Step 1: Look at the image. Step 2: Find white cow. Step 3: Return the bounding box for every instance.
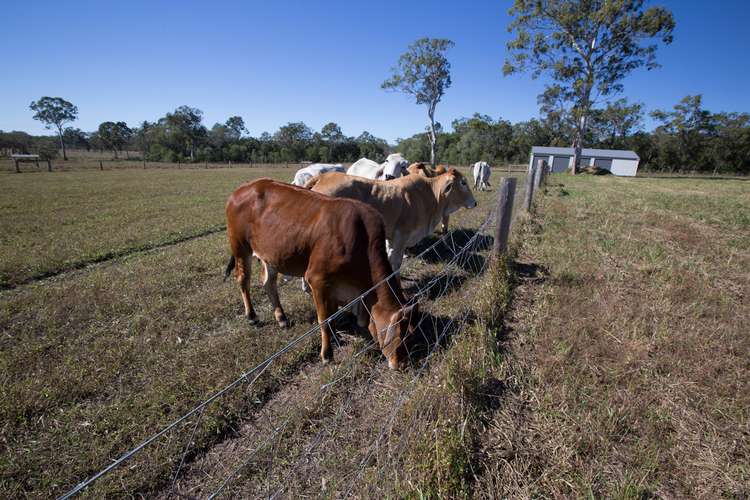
[292,163,345,186]
[346,154,409,180]
[472,161,491,191]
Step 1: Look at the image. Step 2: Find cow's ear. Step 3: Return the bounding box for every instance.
[375,168,384,178]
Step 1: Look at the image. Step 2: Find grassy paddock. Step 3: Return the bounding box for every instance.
[476,174,749,497]
[0,167,293,288]
[0,165,509,497]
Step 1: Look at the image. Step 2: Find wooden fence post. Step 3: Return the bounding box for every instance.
[47,160,52,172]
[523,164,537,212]
[15,160,20,173]
[99,160,103,171]
[493,177,517,256]
[35,159,40,169]
[143,160,146,170]
[205,160,208,169]
[534,159,546,191]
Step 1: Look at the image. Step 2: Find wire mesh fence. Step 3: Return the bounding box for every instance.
[56,171,539,499]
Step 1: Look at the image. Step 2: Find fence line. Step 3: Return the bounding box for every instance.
[58,194,507,498]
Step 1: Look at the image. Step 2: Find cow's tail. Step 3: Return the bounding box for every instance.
[223,255,236,281]
[303,175,321,190]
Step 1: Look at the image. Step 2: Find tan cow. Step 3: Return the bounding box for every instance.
[305,168,477,272]
[405,163,450,233]
[406,162,447,177]
[224,178,418,369]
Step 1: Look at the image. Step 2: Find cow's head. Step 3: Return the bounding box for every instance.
[440,168,477,213]
[381,155,409,180]
[371,301,419,370]
[407,162,427,176]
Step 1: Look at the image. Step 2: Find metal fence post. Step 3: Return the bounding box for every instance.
[493,177,517,257]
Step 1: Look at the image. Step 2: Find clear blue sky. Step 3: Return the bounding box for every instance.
[2,0,748,142]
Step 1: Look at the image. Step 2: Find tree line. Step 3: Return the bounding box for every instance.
[2,94,748,174]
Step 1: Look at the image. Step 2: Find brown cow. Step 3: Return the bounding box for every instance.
[224,178,417,369]
[305,168,476,273]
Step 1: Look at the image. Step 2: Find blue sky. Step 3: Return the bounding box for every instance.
[2,0,748,142]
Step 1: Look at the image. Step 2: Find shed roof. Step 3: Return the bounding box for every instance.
[531,146,639,160]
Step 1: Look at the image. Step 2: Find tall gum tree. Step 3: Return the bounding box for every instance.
[503,0,674,173]
[382,38,454,167]
[29,96,78,160]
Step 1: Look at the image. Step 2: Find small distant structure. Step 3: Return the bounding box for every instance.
[11,154,47,173]
[529,146,640,177]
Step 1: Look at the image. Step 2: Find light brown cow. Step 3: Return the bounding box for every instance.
[406,162,447,177]
[305,168,476,272]
[224,178,417,369]
[406,163,450,233]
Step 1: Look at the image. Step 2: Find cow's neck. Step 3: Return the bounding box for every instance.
[366,244,404,314]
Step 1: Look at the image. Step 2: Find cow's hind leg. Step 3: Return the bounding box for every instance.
[235,255,259,325]
[261,260,289,328]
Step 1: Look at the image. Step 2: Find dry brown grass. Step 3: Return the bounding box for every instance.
[475,175,750,498]
[0,164,510,497]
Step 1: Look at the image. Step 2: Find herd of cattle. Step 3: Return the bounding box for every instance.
[225,155,492,369]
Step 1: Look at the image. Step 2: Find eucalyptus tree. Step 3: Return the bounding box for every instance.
[504,0,674,173]
[29,96,78,160]
[383,38,454,167]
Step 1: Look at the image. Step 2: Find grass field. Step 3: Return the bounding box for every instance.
[0,165,509,497]
[2,166,747,498]
[0,167,295,288]
[476,174,750,497]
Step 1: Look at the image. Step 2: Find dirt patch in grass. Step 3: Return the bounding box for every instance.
[475,175,750,498]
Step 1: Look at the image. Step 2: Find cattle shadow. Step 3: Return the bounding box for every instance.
[403,309,479,366]
[406,228,494,265]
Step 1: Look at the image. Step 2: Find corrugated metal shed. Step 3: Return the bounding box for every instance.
[529,146,640,176]
[531,146,639,160]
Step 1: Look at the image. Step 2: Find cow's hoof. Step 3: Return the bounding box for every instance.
[277,319,289,329]
[247,315,259,325]
[321,352,333,364]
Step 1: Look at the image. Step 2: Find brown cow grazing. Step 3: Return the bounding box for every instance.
[305,168,476,273]
[224,178,417,369]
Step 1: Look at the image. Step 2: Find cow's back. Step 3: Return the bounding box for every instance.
[226,178,387,279]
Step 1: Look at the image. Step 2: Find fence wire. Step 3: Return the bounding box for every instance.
[58,173,527,499]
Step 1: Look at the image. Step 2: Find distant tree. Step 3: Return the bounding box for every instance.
[97,121,133,159]
[62,127,90,151]
[591,98,644,147]
[651,95,716,170]
[382,38,454,167]
[504,0,674,173]
[273,122,313,161]
[321,122,344,144]
[355,131,389,161]
[711,112,750,174]
[164,106,206,160]
[225,116,246,140]
[29,96,78,160]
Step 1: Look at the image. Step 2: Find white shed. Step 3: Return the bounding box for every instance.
[529,146,640,177]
